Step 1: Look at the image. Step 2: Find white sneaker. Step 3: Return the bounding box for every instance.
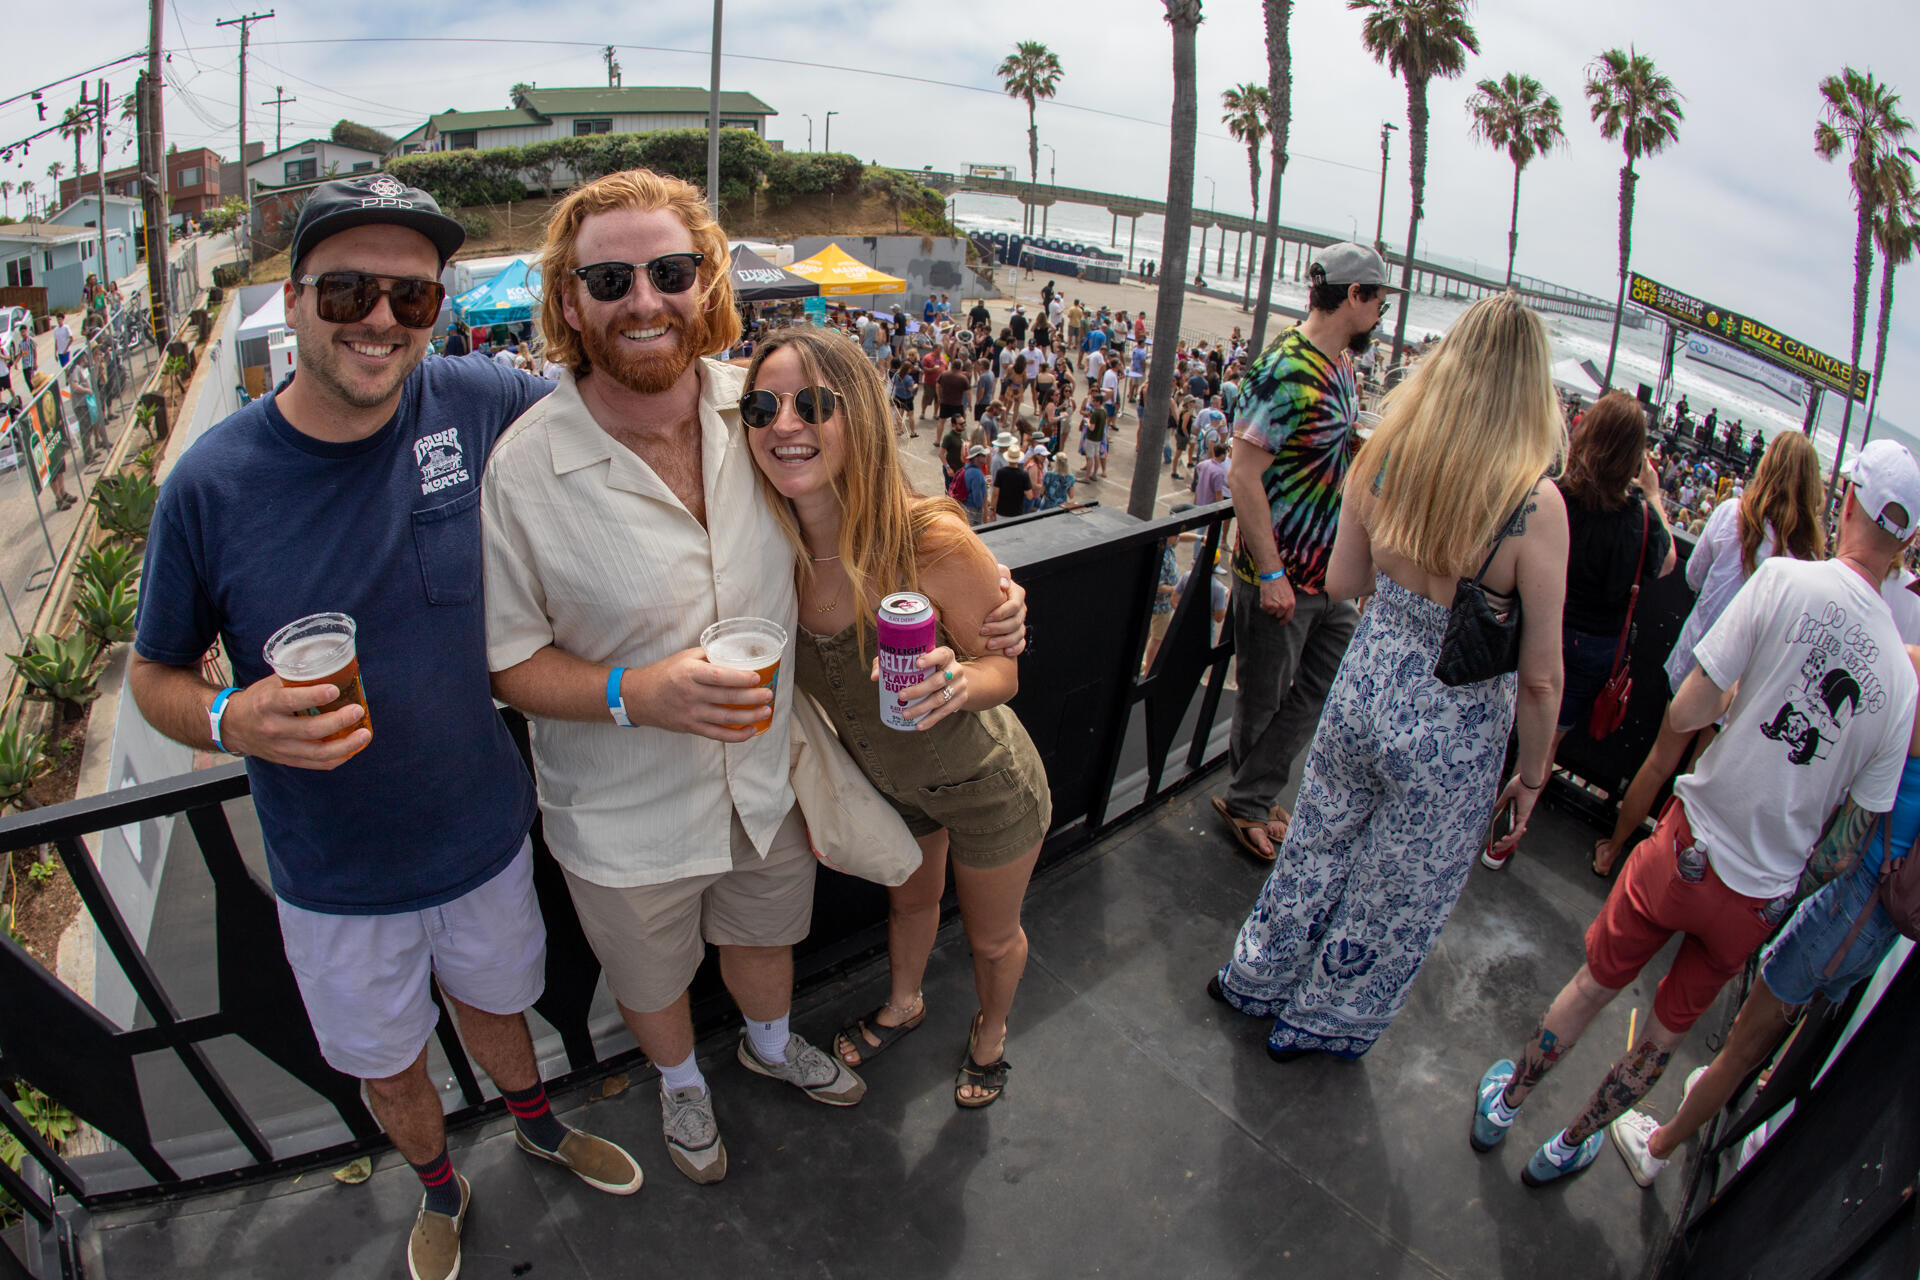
[660,1084,728,1185]
[1608,1109,1668,1187]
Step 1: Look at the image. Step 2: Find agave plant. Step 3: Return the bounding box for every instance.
[73,576,137,644]
[90,472,158,544]
[76,541,142,594]
[10,632,102,721]
[131,399,159,442]
[0,715,50,811]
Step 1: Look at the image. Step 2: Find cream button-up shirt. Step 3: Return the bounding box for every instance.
[482,360,798,888]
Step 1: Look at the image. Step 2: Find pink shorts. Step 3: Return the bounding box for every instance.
[1585,799,1777,1033]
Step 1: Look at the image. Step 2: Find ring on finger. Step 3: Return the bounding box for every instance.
[942,686,953,703]
[943,666,957,681]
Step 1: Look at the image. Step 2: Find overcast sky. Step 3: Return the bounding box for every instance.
[4,0,1917,425]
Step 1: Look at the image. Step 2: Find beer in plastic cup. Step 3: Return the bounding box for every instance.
[263,612,370,758]
[700,617,787,735]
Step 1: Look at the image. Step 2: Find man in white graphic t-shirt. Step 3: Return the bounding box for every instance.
[1472,437,1920,1187]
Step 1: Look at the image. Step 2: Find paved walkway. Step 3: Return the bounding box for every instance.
[86,776,1714,1278]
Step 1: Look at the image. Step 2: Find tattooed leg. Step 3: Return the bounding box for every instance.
[1503,965,1622,1109]
[1564,1022,1687,1145]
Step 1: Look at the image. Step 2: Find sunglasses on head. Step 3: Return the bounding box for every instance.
[298,272,446,329]
[573,253,705,302]
[740,386,839,429]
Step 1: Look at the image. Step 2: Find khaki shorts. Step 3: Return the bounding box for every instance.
[564,805,814,1014]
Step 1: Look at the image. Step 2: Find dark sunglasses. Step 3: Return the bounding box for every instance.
[740,386,839,429]
[1374,295,1393,321]
[298,272,446,329]
[573,254,705,302]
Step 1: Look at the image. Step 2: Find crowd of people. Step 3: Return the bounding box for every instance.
[1203,242,1918,1198]
[121,165,1917,1280]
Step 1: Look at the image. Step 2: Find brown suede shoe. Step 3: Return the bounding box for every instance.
[407,1172,469,1280]
[514,1127,644,1195]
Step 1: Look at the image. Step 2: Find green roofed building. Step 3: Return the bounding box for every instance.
[392,87,777,154]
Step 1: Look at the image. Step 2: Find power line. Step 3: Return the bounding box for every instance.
[163,34,1379,175]
[0,52,147,110]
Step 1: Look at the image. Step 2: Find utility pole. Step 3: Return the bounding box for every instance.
[603,45,621,88]
[1373,121,1396,255]
[141,0,171,341]
[704,0,722,222]
[265,86,295,152]
[94,80,110,286]
[218,12,273,177]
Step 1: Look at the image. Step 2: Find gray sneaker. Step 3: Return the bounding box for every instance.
[660,1084,728,1185]
[737,1031,868,1106]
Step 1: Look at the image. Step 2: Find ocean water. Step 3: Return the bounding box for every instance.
[952,192,1911,467]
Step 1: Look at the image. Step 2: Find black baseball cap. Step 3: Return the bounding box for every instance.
[288,175,466,272]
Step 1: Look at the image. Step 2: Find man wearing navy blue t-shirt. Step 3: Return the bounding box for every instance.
[128,176,641,1280]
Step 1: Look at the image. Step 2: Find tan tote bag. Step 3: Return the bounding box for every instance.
[789,692,924,886]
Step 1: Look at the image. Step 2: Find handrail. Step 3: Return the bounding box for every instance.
[0,501,1239,1236]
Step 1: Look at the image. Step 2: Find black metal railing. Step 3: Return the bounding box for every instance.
[0,500,1239,1255]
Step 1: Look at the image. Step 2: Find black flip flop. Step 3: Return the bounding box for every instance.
[833,1002,924,1068]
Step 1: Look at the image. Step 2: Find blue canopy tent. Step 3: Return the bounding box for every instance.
[452,258,540,326]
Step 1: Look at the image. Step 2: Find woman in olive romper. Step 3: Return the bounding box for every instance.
[740,326,1051,1109]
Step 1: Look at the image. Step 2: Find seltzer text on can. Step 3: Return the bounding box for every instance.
[877,592,938,731]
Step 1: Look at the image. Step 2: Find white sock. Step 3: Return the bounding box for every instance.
[746,1013,790,1064]
[1548,1130,1582,1160]
[1491,1090,1519,1124]
[658,1051,706,1095]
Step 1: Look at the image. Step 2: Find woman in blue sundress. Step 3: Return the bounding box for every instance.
[1211,293,1569,1060]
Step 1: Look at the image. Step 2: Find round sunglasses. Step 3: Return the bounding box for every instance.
[740,386,839,429]
[298,272,447,329]
[573,253,705,302]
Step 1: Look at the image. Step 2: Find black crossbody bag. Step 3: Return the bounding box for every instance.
[1434,494,1533,687]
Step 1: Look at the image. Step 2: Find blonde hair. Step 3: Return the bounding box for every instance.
[1739,431,1826,574]
[742,327,984,656]
[1352,292,1567,576]
[536,168,741,376]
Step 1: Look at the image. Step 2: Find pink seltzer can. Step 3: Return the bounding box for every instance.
[877,592,938,731]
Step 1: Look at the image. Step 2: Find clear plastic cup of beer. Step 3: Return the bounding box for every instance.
[700,617,787,735]
[263,612,370,758]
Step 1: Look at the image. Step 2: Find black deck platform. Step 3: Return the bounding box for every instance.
[82,775,1720,1280]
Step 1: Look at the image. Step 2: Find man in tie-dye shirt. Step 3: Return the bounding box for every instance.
[1214,243,1402,861]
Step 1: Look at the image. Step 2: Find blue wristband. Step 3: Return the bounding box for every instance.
[1256,569,1287,583]
[606,666,632,727]
[208,686,239,753]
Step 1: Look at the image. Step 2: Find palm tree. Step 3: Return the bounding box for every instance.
[20,181,36,223]
[1815,67,1916,492]
[46,161,64,210]
[997,41,1063,236]
[1586,48,1684,390]
[1862,172,1918,449]
[0,181,12,220]
[1466,72,1564,288]
[60,103,92,178]
[1222,82,1271,306]
[1130,0,1203,521]
[1349,0,1480,376]
[1248,0,1294,353]
[509,83,533,110]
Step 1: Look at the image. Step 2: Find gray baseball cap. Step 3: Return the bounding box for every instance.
[1309,242,1404,292]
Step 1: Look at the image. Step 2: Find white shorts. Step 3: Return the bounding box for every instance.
[277,839,546,1080]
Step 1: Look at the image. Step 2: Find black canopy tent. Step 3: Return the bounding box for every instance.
[729,245,820,301]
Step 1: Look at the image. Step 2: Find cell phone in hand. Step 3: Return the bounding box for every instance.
[1483,801,1516,854]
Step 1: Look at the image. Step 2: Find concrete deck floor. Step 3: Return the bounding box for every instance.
[82,775,1721,1279]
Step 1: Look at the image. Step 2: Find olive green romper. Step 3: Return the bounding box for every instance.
[795,622,1051,868]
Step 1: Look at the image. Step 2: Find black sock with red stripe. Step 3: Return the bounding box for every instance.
[501,1082,568,1153]
[410,1149,462,1217]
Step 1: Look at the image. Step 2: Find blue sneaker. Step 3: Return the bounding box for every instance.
[1522,1128,1605,1187]
[1470,1059,1516,1152]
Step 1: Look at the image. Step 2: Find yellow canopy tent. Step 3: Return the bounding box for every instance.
[784,243,907,296]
